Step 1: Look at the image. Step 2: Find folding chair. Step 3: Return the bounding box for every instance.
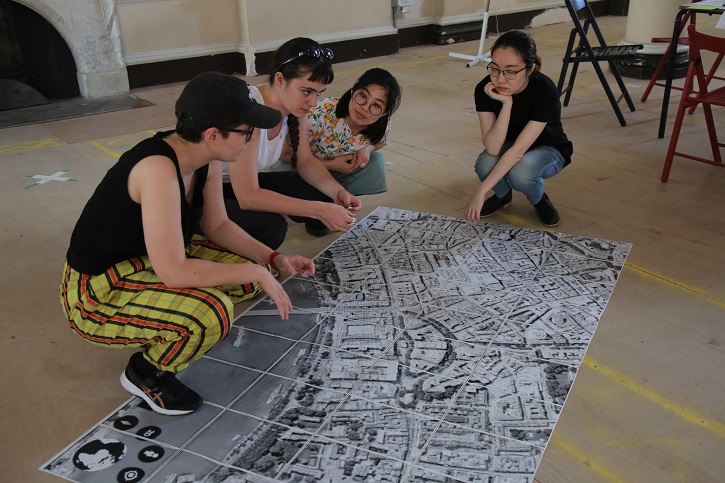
[662,24,725,182]
[557,0,643,126]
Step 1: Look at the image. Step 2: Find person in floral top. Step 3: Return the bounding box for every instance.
[277,68,401,196]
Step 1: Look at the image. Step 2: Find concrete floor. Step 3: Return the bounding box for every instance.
[1,15,724,483]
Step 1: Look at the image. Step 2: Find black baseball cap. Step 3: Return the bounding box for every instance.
[175,72,280,131]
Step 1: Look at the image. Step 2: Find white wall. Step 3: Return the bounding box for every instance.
[116,0,592,66]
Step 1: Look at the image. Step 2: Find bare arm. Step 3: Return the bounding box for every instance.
[228,124,359,231]
[228,132,320,218]
[293,115,362,211]
[349,142,383,170]
[130,156,271,289]
[201,161,282,263]
[201,161,315,277]
[478,82,512,155]
[317,154,355,173]
[311,141,383,173]
[131,157,310,319]
[465,119,547,222]
[280,146,353,173]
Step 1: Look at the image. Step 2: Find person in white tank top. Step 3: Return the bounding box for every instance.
[224,37,361,246]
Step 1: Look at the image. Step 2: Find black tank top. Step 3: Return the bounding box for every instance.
[66,131,208,275]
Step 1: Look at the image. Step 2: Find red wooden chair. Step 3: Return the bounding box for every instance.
[642,8,723,115]
[661,24,725,182]
[640,11,695,104]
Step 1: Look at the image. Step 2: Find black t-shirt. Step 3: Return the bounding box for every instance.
[66,131,208,275]
[474,70,573,164]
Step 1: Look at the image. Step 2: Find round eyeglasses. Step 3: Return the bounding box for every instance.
[279,46,334,68]
[353,91,385,117]
[486,64,529,81]
[224,127,255,142]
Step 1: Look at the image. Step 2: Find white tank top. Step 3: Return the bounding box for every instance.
[222,85,289,183]
[248,85,288,172]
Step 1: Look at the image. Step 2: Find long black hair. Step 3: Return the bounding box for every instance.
[336,68,402,145]
[268,38,334,168]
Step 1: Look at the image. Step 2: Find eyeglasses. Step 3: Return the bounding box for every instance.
[353,91,385,117]
[224,127,254,142]
[279,46,334,68]
[486,64,529,80]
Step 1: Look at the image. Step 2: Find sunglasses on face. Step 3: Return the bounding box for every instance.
[224,127,255,142]
[279,46,334,68]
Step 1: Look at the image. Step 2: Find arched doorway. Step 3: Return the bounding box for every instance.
[2,0,129,105]
[0,0,79,109]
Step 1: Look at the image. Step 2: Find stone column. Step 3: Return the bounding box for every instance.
[72,0,130,98]
[19,0,130,98]
[618,0,688,79]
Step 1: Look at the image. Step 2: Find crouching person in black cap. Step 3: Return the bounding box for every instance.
[60,72,315,415]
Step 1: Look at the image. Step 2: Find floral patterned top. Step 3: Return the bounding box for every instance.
[307,97,391,159]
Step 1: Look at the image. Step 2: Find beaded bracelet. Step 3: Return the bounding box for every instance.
[269,251,281,271]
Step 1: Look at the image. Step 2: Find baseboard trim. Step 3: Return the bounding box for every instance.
[127,1,614,88]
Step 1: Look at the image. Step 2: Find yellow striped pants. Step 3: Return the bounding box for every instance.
[60,235,262,373]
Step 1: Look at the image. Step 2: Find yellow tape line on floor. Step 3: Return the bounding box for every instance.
[86,140,123,159]
[550,433,628,483]
[0,138,65,156]
[583,358,725,439]
[624,263,725,309]
[86,131,157,160]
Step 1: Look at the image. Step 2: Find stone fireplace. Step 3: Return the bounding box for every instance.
[2,0,129,106]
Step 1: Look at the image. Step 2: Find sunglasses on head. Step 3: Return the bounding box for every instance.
[279,46,334,68]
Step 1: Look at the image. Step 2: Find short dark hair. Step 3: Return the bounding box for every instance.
[175,117,236,143]
[336,68,402,145]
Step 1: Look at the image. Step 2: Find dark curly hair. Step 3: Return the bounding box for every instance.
[269,38,334,168]
[336,68,402,145]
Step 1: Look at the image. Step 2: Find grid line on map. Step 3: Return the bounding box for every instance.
[42,206,631,483]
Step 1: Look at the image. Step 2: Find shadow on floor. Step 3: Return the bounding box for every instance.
[0,94,152,128]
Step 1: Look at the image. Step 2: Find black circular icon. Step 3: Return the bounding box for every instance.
[135,425,161,440]
[112,415,139,431]
[117,467,144,482]
[138,444,165,463]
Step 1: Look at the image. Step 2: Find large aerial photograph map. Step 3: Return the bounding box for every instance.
[43,206,631,482]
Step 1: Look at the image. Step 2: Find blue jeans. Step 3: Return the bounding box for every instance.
[474,142,566,204]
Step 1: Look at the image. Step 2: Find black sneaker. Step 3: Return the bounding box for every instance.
[305,221,330,237]
[120,353,202,416]
[480,190,513,217]
[534,192,560,227]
